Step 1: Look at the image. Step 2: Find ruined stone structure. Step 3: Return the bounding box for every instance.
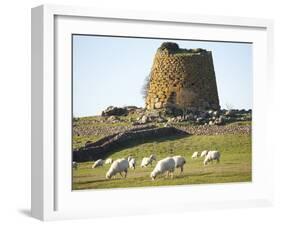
[145,42,220,111]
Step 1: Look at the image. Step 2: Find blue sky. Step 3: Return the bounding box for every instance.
[73,35,252,117]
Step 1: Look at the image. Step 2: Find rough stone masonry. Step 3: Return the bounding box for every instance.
[145,42,220,111]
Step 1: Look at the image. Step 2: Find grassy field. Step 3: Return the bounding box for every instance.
[72,133,251,190]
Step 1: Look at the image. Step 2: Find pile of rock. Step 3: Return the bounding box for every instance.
[106,115,120,123]
[132,110,167,125]
[193,109,251,126]
[101,106,128,116]
[101,106,143,117]
[94,105,251,128]
[161,109,251,126]
[176,123,251,136]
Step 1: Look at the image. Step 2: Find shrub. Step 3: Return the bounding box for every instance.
[141,74,151,100]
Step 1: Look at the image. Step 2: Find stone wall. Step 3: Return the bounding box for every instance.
[73,126,188,162]
[146,43,220,111]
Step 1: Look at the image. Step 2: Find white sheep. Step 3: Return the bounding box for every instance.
[92,159,105,168]
[191,151,199,159]
[106,158,129,179]
[72,161,78,170]
[105,158,113,164]
[127,156,133,162]
[129,158,136,170]
[172,155,186,173]
[200,150,209,158]
[204,150,221,165]
[150,157,175,180]
[141,154,157,167]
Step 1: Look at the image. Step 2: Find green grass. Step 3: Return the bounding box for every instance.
[73,135,104,150]
[228,121,252,126]
[73,133,251,190]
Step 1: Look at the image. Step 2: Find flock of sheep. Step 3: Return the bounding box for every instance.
[73,150,221,181]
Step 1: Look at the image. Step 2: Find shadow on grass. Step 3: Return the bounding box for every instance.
[102,133,189,159]
[76,179,107,184]
[186,172,213,177]
[75,176,132,184]
[73,127,191,162]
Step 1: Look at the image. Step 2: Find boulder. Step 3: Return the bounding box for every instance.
[101,106,128,116]
[220,115,226,122]
[107,115,119,122]
[196,117,204,123]
[214,116,225,125]
[225,109,235,117]
[154,102,163,109]
[145,110,161,118]
[213,111,219,117]
[176,116,183,122]
[156,117,166,123]
[168,117,176,123]
[141,115,149,124]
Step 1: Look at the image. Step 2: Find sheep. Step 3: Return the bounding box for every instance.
[105,158,113,164]
[127,156,133,162]
[150,157,175,180]
[204,150,221,165]
[72,161,78,170]
[141,154,157,167]
[92,159,105,168]
[200,150,209,158]
[172,155,186,173]
[106,158,129,179]
[191,151,199,159]
[129,158,136,170]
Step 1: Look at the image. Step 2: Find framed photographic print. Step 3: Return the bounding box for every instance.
[31,4,274,221]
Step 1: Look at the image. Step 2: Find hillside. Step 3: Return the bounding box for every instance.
[72,107,252,190]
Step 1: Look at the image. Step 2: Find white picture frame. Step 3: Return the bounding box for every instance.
[31,4,274,221]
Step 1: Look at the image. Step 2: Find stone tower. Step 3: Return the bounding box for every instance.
[145,42,220,111]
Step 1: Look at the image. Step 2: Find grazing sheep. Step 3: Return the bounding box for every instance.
[172,155,186,173]
[127,156,133,162]
[105,158,113,164]
[72,161,78,170]
[92,159,105,168]
[150,157,176,180]
[204,150,221,165]
[129,158,136,170]
[191,151,199,159]
[106,158,129,179]
[141,154,157,167]
[200,150,209,158]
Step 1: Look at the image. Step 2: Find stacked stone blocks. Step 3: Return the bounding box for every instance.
[145,43,220,111]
